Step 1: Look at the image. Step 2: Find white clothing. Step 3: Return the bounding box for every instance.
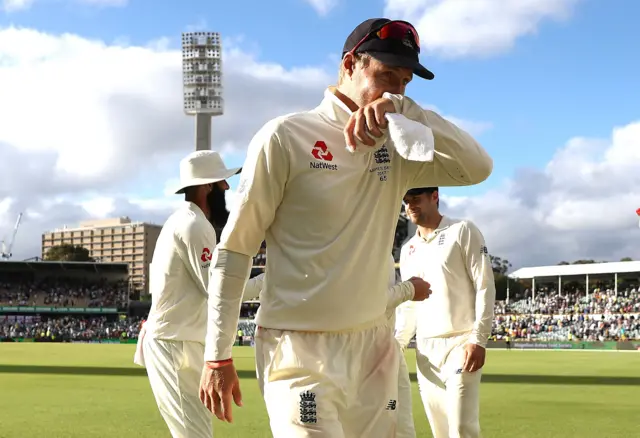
[255,315,400,438]
[206,87,493,361]
[396,216,496,348]
[397,352,415,438]
[396,217,495,438]
[135,202,216,438]
[346,109,435,163]
[142,337,212,438]
[385,254,416,438]
[246,256,416,437]
[415,334,482,438]
[144,202,217,343]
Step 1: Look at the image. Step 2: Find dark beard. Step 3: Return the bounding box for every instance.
[207,184,229,239]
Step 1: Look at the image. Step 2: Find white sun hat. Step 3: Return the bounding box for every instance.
[174,150,242,194]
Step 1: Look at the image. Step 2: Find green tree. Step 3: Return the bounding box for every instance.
[572,259,596,264]
[44,244,93,262]
[488,255,523,300]
[489,255,511,275]
[620,257,633,262]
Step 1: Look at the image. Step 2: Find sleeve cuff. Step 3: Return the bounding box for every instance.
[468,332,489,349]
[403,281,415,301]
[383,92,404,114]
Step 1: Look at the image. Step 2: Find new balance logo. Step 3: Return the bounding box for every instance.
[299,391,317,424]
[386,400,397,411]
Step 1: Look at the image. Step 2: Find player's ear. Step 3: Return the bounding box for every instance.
[342,53,355,78]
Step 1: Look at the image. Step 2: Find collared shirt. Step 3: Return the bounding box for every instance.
[205,88,493,359]
[144,201,217,343]
[395,216,496,348]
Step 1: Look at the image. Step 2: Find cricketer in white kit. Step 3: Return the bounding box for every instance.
[198,17,493,438]
[132,151,241,438]
[396,187,496,438]
[246,255,432,438]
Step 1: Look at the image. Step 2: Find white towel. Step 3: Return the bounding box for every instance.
[133,322,147,367]
[346,113,434,162]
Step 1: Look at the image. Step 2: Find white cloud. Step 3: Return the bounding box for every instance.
[304,0,339,16]
[384,0,581,58]
[440,120,640,269]
[2,0,33,12]
[0,25,489,261]
[2,0,126,12]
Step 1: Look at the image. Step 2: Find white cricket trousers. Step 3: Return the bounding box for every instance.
[397,349,417,438]
[415,333,482,438]
[142,336,213,438]
[255,315,400,438]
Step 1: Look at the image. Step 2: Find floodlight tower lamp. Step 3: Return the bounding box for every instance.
[181,31,224,151]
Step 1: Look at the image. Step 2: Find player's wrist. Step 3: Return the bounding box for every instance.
[205,358,233,369]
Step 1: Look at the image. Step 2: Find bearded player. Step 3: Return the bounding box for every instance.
[134,151,240,438]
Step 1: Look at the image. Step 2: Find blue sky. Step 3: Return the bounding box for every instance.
[3,0,638,199]
[1,0,639,264]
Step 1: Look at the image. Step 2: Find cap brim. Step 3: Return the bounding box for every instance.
[367,51,434,80]
[405,187,438,196]
[174,167,242,194]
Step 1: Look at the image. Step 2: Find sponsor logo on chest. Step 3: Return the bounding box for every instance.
[310,141,338,171]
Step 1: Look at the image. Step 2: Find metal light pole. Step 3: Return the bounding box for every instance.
[181,32,224,151]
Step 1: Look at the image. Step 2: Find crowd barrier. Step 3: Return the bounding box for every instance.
[2,337,639,350]
[487,340,640,351]
[404,339,640,351]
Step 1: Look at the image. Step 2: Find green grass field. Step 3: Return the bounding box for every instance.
[1,344,639,438]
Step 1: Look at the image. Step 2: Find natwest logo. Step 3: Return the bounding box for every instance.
[201,248,212,262]
[311,141,333,161]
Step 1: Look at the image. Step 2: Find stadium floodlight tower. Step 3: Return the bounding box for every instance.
[182,31,224,151]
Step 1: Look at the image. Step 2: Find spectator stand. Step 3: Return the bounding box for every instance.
[508,261,640,303]
[0,260,132,342]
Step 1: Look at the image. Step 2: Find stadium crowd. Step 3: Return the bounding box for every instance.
[1,315,142,342]
[1,279,638,343]
[1,261,639,343]
[0,278,129,309]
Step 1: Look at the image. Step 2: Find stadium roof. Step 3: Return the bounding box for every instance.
[0,260,129,274]
[509,261,640,280]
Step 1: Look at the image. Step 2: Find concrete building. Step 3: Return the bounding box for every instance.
[41,217,162,294]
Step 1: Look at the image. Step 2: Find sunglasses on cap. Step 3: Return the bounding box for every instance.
[348,20,421,56]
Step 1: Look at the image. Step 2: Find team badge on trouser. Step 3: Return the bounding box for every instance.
[255,317,401,437]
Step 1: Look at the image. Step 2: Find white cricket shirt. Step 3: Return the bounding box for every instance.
[205,88,493,360]
[386,253,414,328]
[144,202,217,343]
[395,216,496,348]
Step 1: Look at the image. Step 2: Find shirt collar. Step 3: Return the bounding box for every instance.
[184,201,207,220]
[315,87,354,127]
[415,215,452,241]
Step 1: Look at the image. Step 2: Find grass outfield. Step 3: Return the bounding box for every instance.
[1,345,639,438]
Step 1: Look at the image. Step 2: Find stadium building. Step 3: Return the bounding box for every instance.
[41,217,162,294]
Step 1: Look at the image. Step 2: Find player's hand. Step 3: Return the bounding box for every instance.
[344,97,396,149]
[409,277,432,301]
[199,362,243,423]
[462,343,486,373]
